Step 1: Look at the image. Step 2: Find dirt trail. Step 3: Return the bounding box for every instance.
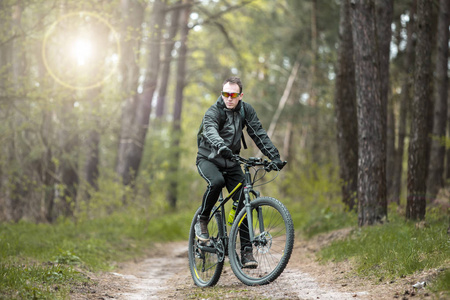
[72,229,433,299]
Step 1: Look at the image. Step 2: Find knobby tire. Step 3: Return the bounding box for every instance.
[228,197,294,286]
[188,207,224,287]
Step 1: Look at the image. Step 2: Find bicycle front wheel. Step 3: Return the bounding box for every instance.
[228,197,294,286]
[188,207,224,287]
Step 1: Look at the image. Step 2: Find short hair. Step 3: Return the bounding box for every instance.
[223,76,243,93]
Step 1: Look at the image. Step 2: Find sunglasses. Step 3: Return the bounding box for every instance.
[221,91,240,98]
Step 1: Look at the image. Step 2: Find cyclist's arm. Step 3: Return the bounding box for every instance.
[202,106,226,149]
[244,103,280,160]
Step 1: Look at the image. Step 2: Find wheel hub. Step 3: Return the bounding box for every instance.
[255,231,272,254]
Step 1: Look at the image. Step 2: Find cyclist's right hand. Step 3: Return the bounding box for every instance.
[270,157,286,170]
[218,146,233,159]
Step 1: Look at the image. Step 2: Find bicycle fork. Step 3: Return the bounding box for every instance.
[242,184,265,246]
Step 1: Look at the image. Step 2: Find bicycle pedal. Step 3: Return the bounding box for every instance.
[242,264,258,269]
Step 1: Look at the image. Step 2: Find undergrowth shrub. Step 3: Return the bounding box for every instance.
[318,208,449,285]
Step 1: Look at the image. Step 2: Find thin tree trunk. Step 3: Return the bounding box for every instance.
[36,12,56,222]
[351,0,387,226]
[266,59,300,139]
[116,0,165,187]
[82,22,109,199]
[125,0,165,185]
[406,0,433,220]
[427,0,449,200]
[447,85,450,180]
[116,0,145,185]
[83,88,101,191]
[393,0,416,205]
[335,0,358,211]
[255,56,300,159]
[57,97,79,218]
[4,2,28,222]
[167,0,192,209]
[156,1,181,119]
[376,0,394,203]
[309,0,320,163]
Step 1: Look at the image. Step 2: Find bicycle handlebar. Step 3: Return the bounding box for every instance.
[231,155,287,172]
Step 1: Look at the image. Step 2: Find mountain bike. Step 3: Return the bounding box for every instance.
[188,155,294,287]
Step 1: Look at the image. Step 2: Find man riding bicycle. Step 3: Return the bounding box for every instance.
[195,76,285,268]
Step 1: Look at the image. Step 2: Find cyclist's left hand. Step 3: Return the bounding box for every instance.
[218,146,233,159]
[271,157,285,170]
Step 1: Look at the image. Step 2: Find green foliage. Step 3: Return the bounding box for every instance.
[429,268,450,295]
[318,210,450,282]
[300,206,357,238]
[282,161,353,237]
[0,262,86,299]
[0,208,192,299]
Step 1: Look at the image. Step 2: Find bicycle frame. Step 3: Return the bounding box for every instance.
[201,159,262,257]
[189,155,290,287]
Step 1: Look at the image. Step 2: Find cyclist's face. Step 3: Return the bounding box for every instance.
[222,82,242,109]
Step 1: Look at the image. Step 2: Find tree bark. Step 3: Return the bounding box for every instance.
[406,0,433,220]
[334,0,358,211]
[156,1,182,119]
[116,0,145,185]
[309,0,320,163]
[267,59,300,139]
[129,0,165,183]
[393,0,416,205]
[3,2,28,222]
[83,88,101,191]
[83,22,110,197]
[351,0,387,226]
[427,0,449,200]
[167,0,192,209]
[116,0,165,187]
[376,0,394,203]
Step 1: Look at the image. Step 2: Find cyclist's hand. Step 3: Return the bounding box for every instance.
[271,157,286,170]
[218,146,233,159]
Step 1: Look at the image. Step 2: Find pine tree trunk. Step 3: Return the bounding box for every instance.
[167,0,192,209]
[351,0,387,226]
[406,0,433,220]
[393,0,416,205]
[376,0,394,203]
[427,0,449,200]
[116,0,145,185]
[116,0,165,187]
[156,2,181,119]
[334,0,358,211]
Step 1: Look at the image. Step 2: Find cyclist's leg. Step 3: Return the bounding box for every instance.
[223,165,251,251]
[197,158,225,219]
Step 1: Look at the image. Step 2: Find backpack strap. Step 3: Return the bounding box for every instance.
[240,103,248,149]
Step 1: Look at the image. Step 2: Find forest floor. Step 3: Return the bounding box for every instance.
[70,228,440,300]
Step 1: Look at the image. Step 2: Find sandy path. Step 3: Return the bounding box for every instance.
[94,240,369,300]
[72,230,432,299]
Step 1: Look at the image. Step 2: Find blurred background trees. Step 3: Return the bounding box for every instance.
[0,0,447,225]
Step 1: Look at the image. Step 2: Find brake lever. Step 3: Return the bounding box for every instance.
[265,161,288,172]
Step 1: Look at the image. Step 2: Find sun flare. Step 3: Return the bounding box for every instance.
[71,38,93,66]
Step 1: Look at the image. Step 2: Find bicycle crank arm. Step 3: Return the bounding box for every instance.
[198,244,217,254]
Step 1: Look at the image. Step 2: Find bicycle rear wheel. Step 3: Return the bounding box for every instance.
[228,197,294,286]
[188,207,224,287]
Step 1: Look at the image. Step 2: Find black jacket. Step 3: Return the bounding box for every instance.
[197,96,280,168]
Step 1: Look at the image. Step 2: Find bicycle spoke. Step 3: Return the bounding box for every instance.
[228,197,294,286]
[188,208,224,287]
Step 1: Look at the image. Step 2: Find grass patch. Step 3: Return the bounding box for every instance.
[0,209,192,299]
[318,210,450,289]
[428,268,450,295]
